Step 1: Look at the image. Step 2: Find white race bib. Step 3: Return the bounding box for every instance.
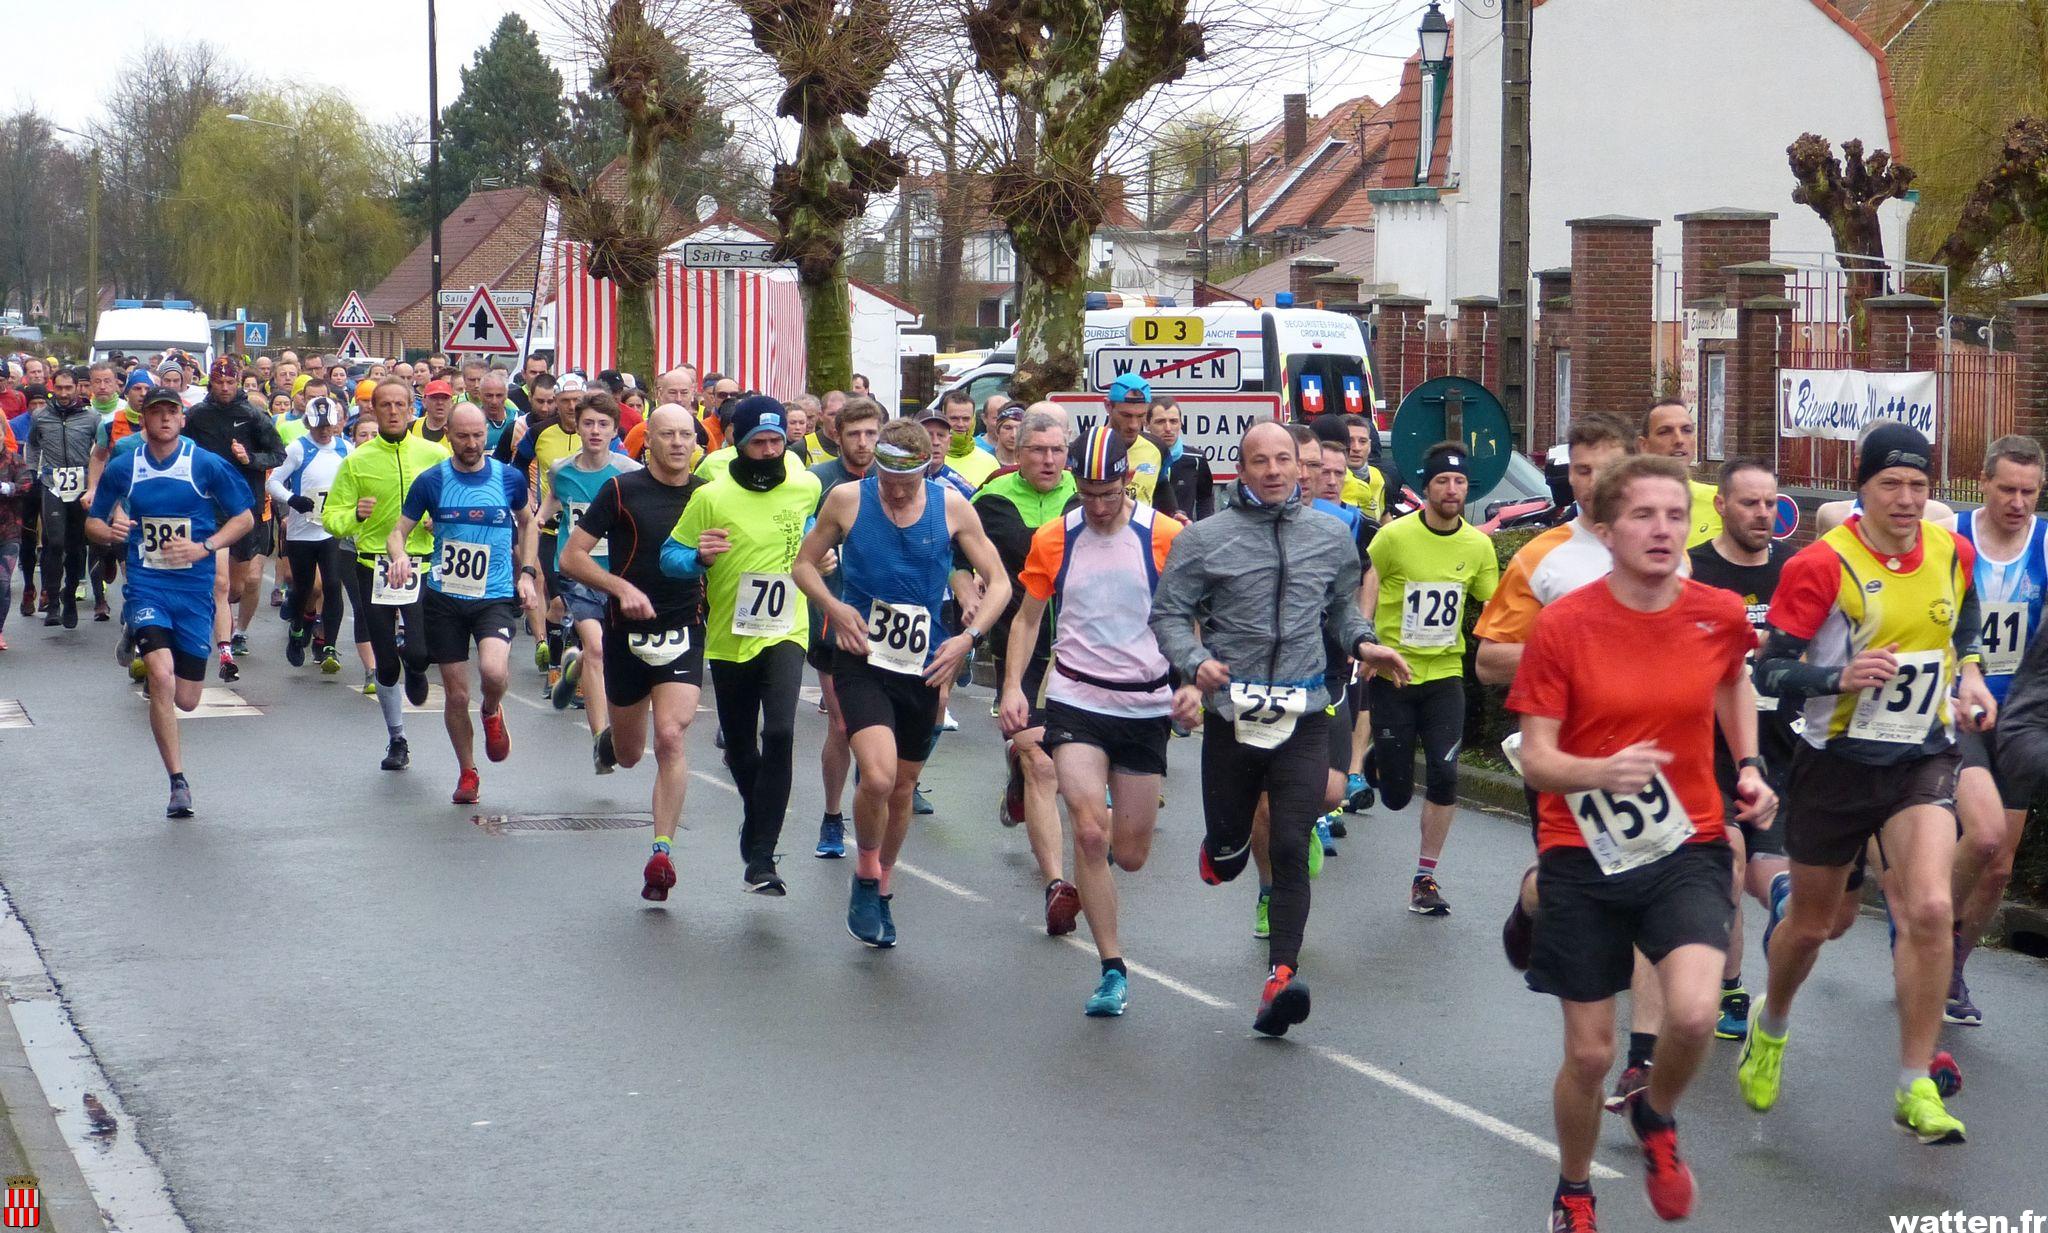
[371,554,424,606]
[1228,682,1309,750]
[308,486,330,518]
[564,501,606,562]
[627,627,691,666]
[1400,581,1463,648]
[733,572,795,638]
[50,466,86,503]
[436,540,491,599]
[1980,601,2029,678]
[865,599,931,676]
[1565,772,1695,875]
[1846,648,1946,744]
[138,516,191,571]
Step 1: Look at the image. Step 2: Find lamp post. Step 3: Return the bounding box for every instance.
[227,113,302,346]
[1415,2,1449,185]
[49,124,101,342]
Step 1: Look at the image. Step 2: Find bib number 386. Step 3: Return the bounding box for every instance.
[1565,772,1694,875]
[865,600,930,676]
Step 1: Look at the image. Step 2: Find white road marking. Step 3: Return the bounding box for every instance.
[1055,936,1234,1009]
[895,862,988,903]
[0,699,30,728]
[130,686,260,717]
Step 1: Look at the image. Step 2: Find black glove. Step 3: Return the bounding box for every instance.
[288,495,316,514]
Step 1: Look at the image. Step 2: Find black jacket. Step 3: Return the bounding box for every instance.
[1162,449,1216,521]
[183,393,286,508]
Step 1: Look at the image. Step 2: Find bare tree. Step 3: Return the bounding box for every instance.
[1788,133,1915,333]
[1934,117,2048,299]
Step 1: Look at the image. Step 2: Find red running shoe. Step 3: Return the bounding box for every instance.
[452,768,481,805]
[1929,1049,1962,1098]
[1629,1102,1695,1221]
[1549,1191,1597,1232]
[1044,879,1080,936]
[1252,964,1311,1037]
[642,851,677,902]
[482,707,510,762]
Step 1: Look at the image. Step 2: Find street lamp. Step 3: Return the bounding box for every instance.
[227,113,303,346]
[1414,2,1451,185]
[49,123,102,342]
[1418,1,1450,67]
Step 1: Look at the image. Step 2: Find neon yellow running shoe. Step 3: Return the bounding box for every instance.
[1307,827,1325,881]
[1252,891,1270,939]
[1735,997,1786,1112]
[1893,1078,1965,1145]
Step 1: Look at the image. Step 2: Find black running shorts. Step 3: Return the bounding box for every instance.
[1526,841,1735,1003]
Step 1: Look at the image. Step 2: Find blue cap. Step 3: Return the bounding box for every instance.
[123,369,155,391]
[1108,373,1151,404]
[728,394,789,445]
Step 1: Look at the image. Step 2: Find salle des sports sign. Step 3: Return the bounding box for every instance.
[1777,368,1937,441]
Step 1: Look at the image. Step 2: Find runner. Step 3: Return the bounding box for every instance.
[1510,453,1772,1230]
[410,379,457,445]
[1944,434,2045,1027]
[662,397,823,894]
[85,386,256,817]
[0,433,31,651]
[1102,374,1176,516]
[804,397,884,859]
[558,403,709,900]
[937,389,998,488]
[322,379,447,770]
[1150,396,1215,520]
[1742,421,1992,1145]
[25,365,96,629]
[384,405,537,804]
[1149,421,1406,1034]
[1001,427,1179,1015]
[1363,440,1498,916]
[1635,397,1721,548]
[266,395,352,673]
[793,418,1010,946]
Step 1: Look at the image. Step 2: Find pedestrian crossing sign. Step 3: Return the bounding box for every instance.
[331,290,374,330]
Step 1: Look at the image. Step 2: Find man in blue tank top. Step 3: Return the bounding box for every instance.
[795,418,1010,948]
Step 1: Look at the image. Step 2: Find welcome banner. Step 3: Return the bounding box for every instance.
[1777,368,1938,441]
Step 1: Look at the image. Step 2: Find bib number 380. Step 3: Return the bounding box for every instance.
[865,600,930,676]
[1565,772,1694,875]
[436,541,491,599]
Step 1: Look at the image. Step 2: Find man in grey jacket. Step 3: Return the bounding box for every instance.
[25,366,101,628]
[1150,421,1410,1036]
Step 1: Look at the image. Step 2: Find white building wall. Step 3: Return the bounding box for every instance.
[1374,197,1452,308]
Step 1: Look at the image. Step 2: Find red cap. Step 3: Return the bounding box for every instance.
[423,380,455,398]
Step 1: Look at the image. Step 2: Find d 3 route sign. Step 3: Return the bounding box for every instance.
[1088,346,1242,393]
[331,290,374,330]
[440,285,519,355]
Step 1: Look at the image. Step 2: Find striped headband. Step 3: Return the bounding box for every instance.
[874,441,926,473]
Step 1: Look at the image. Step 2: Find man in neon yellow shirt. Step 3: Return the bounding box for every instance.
[1639,397,1721,548]
[1103,374,1176,516]
[939,389,998,488]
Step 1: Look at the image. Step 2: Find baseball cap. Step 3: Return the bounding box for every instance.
[918,405,952,426]
[141,386,185,412]
[1107,373,1151,404]
[354,378,377,403]
[423,379,455,399]
[305,396,341,428]
[1071,426,1129,482]
[728,394,790,445]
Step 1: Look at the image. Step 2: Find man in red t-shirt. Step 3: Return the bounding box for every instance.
[1508,454,1775,1232]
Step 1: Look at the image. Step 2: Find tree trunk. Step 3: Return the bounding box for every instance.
[801,262,853,394]
[618,277,656,384]
[1010,213,1092,400]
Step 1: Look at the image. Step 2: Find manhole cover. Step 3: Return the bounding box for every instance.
[474,813,654,835]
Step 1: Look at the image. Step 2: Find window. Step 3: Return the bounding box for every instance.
[913,238,936,276]
[1704,351,1727,460]
[994,243,1014,282]
[1555,350,1572,437]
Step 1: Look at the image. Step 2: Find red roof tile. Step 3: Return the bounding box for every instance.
[365,187,544,319]
[1157,93,1385,237]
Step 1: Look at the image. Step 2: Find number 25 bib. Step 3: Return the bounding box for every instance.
[1229,682,1309,750]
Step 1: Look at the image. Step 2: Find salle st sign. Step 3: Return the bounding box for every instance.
[1776,368,1938,441]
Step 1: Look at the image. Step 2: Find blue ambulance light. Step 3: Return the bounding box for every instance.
[1274,292,1295,308]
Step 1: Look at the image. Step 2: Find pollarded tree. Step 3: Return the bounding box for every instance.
[1787,133,1915,334]
[1934,118,2048,300]
[967,0,1205,399]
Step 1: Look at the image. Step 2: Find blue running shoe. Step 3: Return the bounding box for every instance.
[1761,871,1791,960]
[878,893,897,947]
[1344,772,1374,815]
[1317,813,1338,856]
[912,785,934,815]
[848,876,888,947]
[815,816,846,859]
[1085,968,1129,1017]
[1716,988,1751,1040]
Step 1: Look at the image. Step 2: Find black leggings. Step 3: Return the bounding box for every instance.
[37,494,94,608]
[709,641,805,865]
[1202,709,1330,970]
[354,560,429,686]
[1369,676,1465,809]
[285,539,347,647]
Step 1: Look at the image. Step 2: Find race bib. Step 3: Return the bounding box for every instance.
[733,572,795,638]
[50,466,86,503]
[436,540,491,599]
[138,516,191,571]
[1565,772,1695,875]
[1400,581,1463,648]
[564,501,606,562]
[1744,651,1775,710]
[1979,601,2029,678]
[627,627,691,666]
[1228,682,1309,750]
[865,599,931,676]
[1846,649,1946,744]
[308,486,330,518]
[371,554,424,606]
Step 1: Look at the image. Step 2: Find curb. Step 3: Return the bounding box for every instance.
[0,994,106,1233]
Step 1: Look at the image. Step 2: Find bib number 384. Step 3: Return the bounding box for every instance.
[1565,772,1694,875]
[1846,649,1946,744]
[1229,683,1309,750]
[865,600,930,676]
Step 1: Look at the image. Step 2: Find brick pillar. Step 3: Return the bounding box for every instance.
[1865,293,1943,373]
[1372,294,1430,407]
[2008,294,2048,447]
[1567,215,1659,420]
[1727,260,1792,465]
[1532,268,1572,450]
[1452,295,1499,385]
[1676,208,1775,300]
[1290,256,1339,303]
[1310,270,1363,307]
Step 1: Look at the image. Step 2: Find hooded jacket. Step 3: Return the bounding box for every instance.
[26,398,98,489]
[1148,480,1376,716]
[184,391,286,509]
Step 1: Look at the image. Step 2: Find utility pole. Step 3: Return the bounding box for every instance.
[85,145,101,343]
[428,0,444,336]
[1497,0,1532,447]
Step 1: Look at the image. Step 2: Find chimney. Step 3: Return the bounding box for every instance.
[1283,94,1309,163]
[1099,174,1126,225]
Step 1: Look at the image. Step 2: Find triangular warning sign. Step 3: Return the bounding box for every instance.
[440,285,519,355]
[331,290,374,330]
[338,330,368,362]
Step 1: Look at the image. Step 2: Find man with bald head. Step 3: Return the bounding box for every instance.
[1149,420,1409,1037]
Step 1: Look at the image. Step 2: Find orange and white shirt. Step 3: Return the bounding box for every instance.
[1019,504,1179,717]
[1473,518,1611,647]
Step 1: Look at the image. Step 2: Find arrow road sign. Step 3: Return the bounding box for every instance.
[337,330,368,363]
[331,290,374,329]
[1087,346,1242,392]
[680,241,792,270]
[440,285,519,355]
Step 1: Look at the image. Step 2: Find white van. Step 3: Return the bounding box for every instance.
[90,301,214,370]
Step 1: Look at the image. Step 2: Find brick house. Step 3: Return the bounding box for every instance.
[360,186,548,360]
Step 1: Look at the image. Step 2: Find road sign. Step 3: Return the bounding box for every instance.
[1390,376,1514,498]
[337,330,368,363]
[1051,391,1281,481]
[242,322,269,347]
[331,290,374,330]
[1773,493,1800,541]
[1088,346,1242,393]
[680,241,792,270]
[440,285,519,355]
[1127,315,1205,346]
[438,289,532,308]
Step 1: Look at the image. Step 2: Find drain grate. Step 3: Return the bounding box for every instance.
[474,813,654,835]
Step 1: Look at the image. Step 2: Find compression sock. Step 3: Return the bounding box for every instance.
[1102,957,1127,977]
[546,622,565,667]
[1627,1032,1657,1070]
[377,685,406,737]
[652,836,671,854]
[1416,854,1439,882]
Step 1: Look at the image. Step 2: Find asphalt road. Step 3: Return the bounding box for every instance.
[2,607,2046,1233]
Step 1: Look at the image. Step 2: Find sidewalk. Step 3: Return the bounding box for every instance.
[0,992,105,1233]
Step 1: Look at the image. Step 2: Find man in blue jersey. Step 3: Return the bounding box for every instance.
[385,405,538,805]
[85,386,255,818]
[1948,434,2046,1026]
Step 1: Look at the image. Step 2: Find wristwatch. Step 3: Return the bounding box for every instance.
[520,565,540,579]
[966,626,985,646]
[1737,756,1768,774]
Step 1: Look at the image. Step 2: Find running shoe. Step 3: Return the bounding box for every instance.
[744,858,787,896]
[999,749,1025,827]
[1199,836,1249,885]
[551,648,583,710]
[1316,813,1338,855]
[1893,1077,1966,1145]
[1044,879,1081,937]
[848,876,889,947]
[1736,1000,1786,1112]
[1760,869,1791,960]
[482,708,511,762]
[641,851,676,901]
[542,668,558,702]
[593,727,616,775]
[1548,1191,1597,1233]
[1944,974,1982,1027]
[404,667,430,706]
[41,606,58,627]
[941,708,959,732]
[286,626,307,667]
[1345,771,1373,815]
[452,768,480,805]
[363,671,377,696]
[1252,890,1271,939]
[380,737,410,771]
[60,598,77,629]
[17,586,31,618]
[128,656,146,682]
[1716,987,1751,1040]
[1252,964,1310,1037]
[230,632,249,658]
[912,785,934,815]
[1603,1064,1650,1114]
[165,776,193,819]
[1929,1050,1963,1099]
[1084,968,1129,1017]
[93,599,109,622]
[115,629,134,667]
[217,647,239,682]
[1628,1100,1696,1221]
[534,641,550,672]
[269,586,283,608]
[320,646,341,675]
[878,893,897,947]
[1306,825,1325,880]
[815,816,846,859]
[1410,875,1450,916]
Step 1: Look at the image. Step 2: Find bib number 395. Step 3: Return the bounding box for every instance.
[1228,682,1309,750]
[1565,772,1694,875]
[627,627,691,666]
[865,600,930,676]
